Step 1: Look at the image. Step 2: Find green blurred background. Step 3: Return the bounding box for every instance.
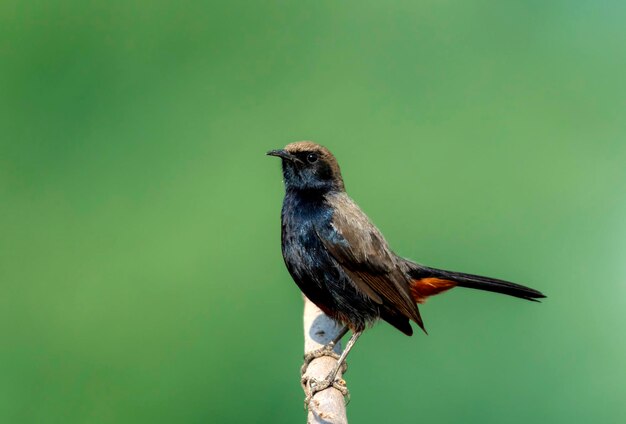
[1,1,625,423]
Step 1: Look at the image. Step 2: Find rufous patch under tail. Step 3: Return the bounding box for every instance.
[410,278,457,304]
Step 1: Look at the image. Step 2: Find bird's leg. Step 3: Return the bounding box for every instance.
[300,325,349,376]
[304,330,362,406]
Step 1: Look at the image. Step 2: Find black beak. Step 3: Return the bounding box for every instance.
[266,149,299,163]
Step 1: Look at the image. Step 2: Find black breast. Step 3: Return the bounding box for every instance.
[280,189,381,330]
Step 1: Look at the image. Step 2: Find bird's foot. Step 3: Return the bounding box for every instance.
[300,344,348,377]
[303,376,350,409]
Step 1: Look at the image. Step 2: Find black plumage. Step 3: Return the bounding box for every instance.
[268,141,545,397]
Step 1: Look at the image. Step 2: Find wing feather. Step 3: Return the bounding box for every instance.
[315,193,421,324]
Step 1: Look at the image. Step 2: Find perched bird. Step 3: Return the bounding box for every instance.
[267,141,545,400]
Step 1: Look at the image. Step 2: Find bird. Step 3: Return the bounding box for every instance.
[267,141,545,402]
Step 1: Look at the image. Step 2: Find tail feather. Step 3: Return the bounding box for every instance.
[407,263,546,302]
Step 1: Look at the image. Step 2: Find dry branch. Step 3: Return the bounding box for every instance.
[301,296,348,424]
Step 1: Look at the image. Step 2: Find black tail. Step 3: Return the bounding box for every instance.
[407,263,546,302]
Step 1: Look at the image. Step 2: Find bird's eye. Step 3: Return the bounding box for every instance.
[306,153,318,163]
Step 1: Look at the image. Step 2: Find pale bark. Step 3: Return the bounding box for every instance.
[302,296,348,424]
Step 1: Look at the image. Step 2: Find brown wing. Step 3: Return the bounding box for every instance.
[315,193,423,328]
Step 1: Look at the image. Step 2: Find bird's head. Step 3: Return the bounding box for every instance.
[267,141,345,192]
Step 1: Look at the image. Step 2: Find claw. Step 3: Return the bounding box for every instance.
[303,376,350,409]
[334,378,350,405]
[301,343,341,376]
[301,346,350,409]
[301,328,359,409]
